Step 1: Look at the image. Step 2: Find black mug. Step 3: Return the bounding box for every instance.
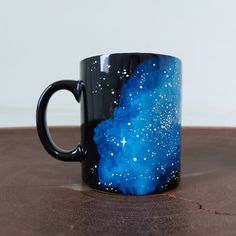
[36,53,181,195]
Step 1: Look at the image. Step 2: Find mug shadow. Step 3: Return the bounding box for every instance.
[58,183,193,235]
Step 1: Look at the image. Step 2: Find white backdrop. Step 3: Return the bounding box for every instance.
[1,0,236,127]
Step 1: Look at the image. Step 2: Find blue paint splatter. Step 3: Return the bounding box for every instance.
[94,57,181,195]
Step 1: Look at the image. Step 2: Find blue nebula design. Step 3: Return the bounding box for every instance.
[94,57,181,195]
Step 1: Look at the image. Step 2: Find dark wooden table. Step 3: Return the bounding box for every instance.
[0,127,236,235]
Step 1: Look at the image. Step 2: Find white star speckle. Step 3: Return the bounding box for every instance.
[121,137,127,146]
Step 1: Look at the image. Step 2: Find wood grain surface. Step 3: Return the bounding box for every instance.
[0,127,236,236]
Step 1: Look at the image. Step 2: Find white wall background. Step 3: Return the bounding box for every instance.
[1,0,236,127]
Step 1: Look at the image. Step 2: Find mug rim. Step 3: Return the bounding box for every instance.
[81,52,181,63]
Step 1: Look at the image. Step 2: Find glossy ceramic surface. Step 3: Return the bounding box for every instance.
[36,53,182,195]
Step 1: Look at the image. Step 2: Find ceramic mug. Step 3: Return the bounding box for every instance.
[36,53,182,195]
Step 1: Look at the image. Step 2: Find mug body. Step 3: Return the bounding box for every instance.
[80,53,181,195]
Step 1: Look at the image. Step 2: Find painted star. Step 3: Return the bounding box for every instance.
[121,137,127,146]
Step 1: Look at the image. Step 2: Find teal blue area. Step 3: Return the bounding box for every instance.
[94,57,181,195]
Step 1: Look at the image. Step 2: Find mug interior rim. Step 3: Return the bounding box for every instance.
[80,52,181,63]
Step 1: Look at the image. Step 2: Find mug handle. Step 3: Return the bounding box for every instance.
[36,80,87,162]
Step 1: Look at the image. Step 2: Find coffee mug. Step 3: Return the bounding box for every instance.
[36,53,181,195]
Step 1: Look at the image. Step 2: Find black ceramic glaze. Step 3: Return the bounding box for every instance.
[36,53,182,195]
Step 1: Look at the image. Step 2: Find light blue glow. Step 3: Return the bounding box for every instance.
[94,57,181,195]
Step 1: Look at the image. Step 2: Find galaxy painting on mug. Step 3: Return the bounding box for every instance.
[93,56,181,195]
